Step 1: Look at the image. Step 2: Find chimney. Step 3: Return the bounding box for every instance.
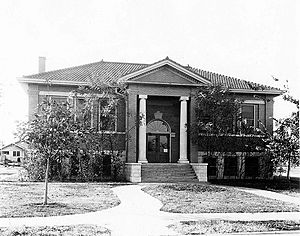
[38,56,46,73]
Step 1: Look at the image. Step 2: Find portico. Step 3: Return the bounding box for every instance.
[137,95,190,164]
[123,58,212,170]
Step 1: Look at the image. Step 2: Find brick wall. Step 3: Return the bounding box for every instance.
[26,78,277,164]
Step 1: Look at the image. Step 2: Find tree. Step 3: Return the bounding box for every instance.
[192,85,245,178]
[20,99,76,205]
[265,93,299,180]
[193,84,242,136]
[18,79,126,204]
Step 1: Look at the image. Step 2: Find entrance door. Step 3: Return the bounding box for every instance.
[147,134,170,163]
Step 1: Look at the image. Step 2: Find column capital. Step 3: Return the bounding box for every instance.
[139,95,148,99]
[179,96,189,101]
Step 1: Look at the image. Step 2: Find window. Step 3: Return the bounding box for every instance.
[241,104,259,133]
[224,156,238,176]
[98,99,117,132]
[74,98,92,127]
[51,96,68,104]
[39,95,69,113]
[245,156,259,177]
[204,156,217,176]
[2,151,9,155]
[13,151,20,156]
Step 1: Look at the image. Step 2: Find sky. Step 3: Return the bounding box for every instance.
[0,0,299,145]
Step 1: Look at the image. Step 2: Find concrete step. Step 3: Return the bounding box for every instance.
[141,163,198,183]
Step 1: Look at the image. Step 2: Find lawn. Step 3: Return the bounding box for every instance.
[210,178,300,198]
[142,183,300,213]
[272,189,300,198]
[0,182,121,218]
[169,220,300,235]
[0,224,110,236]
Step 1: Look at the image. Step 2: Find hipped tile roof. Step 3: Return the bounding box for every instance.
[23,59,281,93]
[24,61,148,84]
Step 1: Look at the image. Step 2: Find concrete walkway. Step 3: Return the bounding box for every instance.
[237,187,300,206]
[0,185,300,236]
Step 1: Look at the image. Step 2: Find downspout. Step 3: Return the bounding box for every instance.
[125,94,128,163]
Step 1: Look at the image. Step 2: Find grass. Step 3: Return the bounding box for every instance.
[142,183,300,213]
[210,178,300,198]
[0,182,121,218]
[0,224,110,236]
[272,189,300,198]
[169,220,300,235]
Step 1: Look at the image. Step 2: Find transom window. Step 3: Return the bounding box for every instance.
[147,119,170,133]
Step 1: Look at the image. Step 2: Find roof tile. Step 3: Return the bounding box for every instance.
[23,59,281,92]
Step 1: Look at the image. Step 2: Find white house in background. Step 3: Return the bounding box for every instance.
[0,141,28,163]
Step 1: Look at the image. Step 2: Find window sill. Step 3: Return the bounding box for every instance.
[198,133,265,138]
[98,131,126,134]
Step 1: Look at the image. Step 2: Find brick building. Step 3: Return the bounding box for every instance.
[19,57,281,182]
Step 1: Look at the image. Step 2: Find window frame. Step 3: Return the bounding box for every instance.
[224,155,238,177]
[245,155,259,178]
[13,151,20,157]
[98,99,118,132]
[241,103,260,133]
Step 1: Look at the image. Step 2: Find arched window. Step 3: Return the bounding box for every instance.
[147,119,171,133]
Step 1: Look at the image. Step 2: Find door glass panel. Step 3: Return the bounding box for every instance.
[147,134,170,163]
[159,136,168,153]
[147,135,156,152]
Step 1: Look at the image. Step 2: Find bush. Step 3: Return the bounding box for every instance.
[22,149,46,181]
[23,148,125,182]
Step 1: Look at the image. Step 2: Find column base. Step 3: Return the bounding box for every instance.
[191,163,208,182]
[125,163,141,183]
[138,160,148,163]
[177,159,189,164]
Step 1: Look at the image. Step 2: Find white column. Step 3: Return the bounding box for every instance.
[138,95,148,163]
[178,96,189,163]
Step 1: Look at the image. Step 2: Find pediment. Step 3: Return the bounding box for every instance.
[121,57,211,86]
[131,66,202,85]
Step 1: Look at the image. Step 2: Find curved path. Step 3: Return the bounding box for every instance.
[0,185,300,235]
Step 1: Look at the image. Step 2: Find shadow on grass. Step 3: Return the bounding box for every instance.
[169,220,300,235]
[209,177,300,190]
[0,224,110,236]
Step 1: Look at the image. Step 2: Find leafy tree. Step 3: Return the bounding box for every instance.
[193,84,242,136]
[18,79,127,204]
[265,93,299,180]
[192,85,244,178]
[20,99,76,205]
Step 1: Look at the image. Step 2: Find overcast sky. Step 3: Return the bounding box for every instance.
[0,0,298,144]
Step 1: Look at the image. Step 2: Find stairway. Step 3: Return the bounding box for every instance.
[141,163,199,183]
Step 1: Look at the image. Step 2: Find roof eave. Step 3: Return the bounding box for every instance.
[18,77,88,86]
[229,89,283,95]
[126,81,206,87]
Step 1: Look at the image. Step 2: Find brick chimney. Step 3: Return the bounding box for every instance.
[38,56,46,73]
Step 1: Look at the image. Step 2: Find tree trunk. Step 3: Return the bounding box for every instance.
[287,156,291,180]
[43,157,50,205]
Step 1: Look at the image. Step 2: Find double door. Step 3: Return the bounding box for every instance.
[147,134,170,163]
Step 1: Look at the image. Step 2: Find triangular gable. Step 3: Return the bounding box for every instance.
[119,57,212,86]
[1,141,28,151]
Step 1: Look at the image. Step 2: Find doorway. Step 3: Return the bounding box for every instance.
[147,134,170,163]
